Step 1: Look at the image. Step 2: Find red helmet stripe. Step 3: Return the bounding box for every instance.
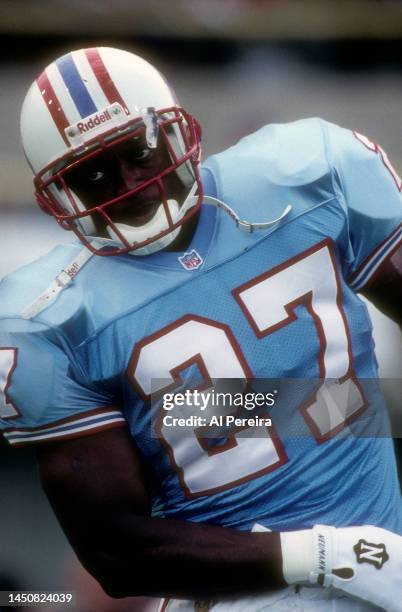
[85,48,130,115]
[36,71,70,145]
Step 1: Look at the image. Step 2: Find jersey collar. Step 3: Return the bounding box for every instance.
[126,197,217,270]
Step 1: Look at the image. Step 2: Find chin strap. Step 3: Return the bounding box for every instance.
[95,182,200,255]
[201,195,292,232]
[21,242,100,320]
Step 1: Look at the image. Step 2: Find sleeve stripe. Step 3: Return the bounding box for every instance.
[2,406,122,433]
[4,411,125,438]
[4,421,127,448]
[3,413,126,445]
[349,223,402,291]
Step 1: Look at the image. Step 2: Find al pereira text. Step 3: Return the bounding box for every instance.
[162,415,273,428]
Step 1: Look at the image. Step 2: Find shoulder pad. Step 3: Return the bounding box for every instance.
[0,244,91,341]
[206,118,330,187]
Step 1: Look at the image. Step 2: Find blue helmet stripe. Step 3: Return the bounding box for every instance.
[56,53,97,118]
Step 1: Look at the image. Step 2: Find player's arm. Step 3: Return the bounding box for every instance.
[360,245,402,327]
[36,427,402,609]
[324,123,402,312]
[0,321,282,599]
[36,427,285,599]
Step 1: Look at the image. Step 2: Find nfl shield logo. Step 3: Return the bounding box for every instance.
[178,249,203,270]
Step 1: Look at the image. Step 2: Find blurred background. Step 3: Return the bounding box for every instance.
[0,0,402,609]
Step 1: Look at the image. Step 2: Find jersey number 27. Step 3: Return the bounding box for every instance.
[129,240,366,498]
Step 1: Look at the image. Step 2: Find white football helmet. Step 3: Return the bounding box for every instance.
[20,47,203,255]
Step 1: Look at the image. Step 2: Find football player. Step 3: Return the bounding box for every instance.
[1,47,402,611]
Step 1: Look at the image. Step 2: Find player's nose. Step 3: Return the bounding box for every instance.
[117,158,147,193]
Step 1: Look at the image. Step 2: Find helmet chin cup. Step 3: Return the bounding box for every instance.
[105,199,181,256]
[21,47,203,256]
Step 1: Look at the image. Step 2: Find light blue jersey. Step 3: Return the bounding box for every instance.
[1,119,402,532]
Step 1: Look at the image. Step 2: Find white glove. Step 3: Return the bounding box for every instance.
[280,525,402,612]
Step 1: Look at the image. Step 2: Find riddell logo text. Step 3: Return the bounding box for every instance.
[77,110,112,134]
[66,262,80,278]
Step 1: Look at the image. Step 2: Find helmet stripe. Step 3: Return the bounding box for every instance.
[72,50,110,111]
[56,53,97,118]
[85,48,130,115]
[46,60,81,124]
[36,71,70,145]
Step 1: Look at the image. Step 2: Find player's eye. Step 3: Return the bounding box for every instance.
[88,170,105,183]
[134,148,153,162]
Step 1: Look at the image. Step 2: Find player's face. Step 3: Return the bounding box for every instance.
[63,133,186,236]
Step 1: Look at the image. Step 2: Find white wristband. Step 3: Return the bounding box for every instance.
[280,530,315,584]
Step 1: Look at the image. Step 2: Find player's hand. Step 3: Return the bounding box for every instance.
[281,525,402,611]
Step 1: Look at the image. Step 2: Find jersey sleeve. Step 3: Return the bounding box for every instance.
[0,320,126,447]
[324,121,402,291]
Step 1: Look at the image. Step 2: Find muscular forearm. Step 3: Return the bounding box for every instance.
[53,502,284,598]
[37,436,285,599]
[95,515,285,599]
